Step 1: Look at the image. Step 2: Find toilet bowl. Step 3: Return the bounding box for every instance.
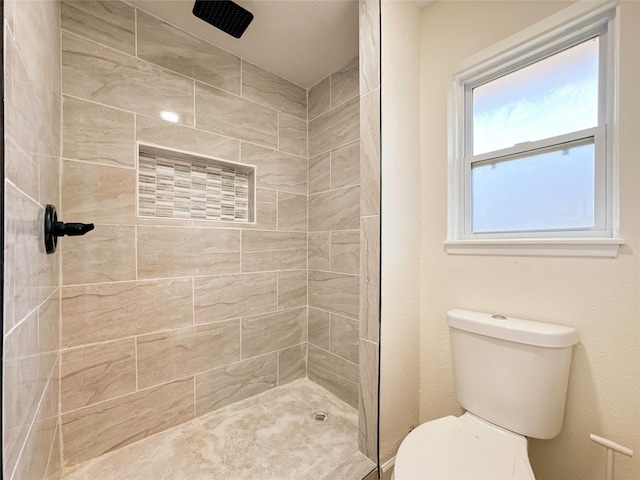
[393,309,578,480]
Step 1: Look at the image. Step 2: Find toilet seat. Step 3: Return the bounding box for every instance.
[394,413,535,480]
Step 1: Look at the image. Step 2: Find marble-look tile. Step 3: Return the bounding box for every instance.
[61,339,136,413]
[361,89,381,216]
[307,345,358,408]
[242,61,307,120]
[241,230,307,272]
[278,192,307,231]
[194,272,277,323]
[332,141,360,189]
[309,186,360,232]
[137,321,241,388]
[255,188,278,230]
[308,307,330,350]
[62,32,194,126]
[137,10,240,94]
[241,308,307,359]
[279,113,308,158]
[5,138,39,205]
[308,151,330,195]
[62,225,136,285]
[359,0,380,95]
[39,152,61,210]
[360,215,380,343]
[331,57,359,108]
[44,421,63,479]
[137,226,241,278]
[63,96,135,167]
[241,143,307,195]
[61,378,194,466]
[331,314,359,364]
[196,82,277,149]
[62,159,135,224]
[308,96,359,157]
[61,0,135,55]
[358,339,379,461]
[38,292,61,356]
[308,75,330,121]
[278,344,306,385]
[136,114,240,163]
[63,379,358,480]
[309,270,359,319]
[308,232,331,271]
[324,451,377,480]
[61,279,192,348]
[195,353,277,415]
[331,230,360,275]
[278,270,307,310]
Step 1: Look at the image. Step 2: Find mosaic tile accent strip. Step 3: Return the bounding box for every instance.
[138,145,254,222]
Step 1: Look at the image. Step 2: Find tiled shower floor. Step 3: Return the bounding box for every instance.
[63,379,375,480]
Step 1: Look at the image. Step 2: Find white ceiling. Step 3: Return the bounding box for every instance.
[131,0,360,89]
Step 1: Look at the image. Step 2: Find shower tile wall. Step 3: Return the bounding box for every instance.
[307,57,361,408]
[3,1,63,479]
[59,0,308,466]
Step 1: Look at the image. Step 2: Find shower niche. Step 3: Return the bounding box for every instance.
[137,144,256,223]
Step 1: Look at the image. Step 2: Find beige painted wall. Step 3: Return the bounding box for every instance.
[419,1,639,479]
[380,0,422,466]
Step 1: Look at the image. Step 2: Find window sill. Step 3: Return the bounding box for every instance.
[444,238,625,258]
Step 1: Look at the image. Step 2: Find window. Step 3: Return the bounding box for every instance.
[446,1,623,257]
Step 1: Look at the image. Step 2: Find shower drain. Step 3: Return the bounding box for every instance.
[313,411,328,422]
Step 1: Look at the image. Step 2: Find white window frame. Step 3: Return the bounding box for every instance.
[446,0,624,257]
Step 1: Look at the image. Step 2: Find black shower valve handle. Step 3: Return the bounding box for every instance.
[44,204,94,254]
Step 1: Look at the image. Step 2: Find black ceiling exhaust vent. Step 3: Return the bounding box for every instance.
[192,1,254,39]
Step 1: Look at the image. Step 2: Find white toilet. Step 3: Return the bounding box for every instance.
[394,309,579,480]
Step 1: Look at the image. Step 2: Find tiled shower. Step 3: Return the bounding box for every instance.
[3,0,381,478]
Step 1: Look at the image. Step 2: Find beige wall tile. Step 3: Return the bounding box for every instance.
[63,96,135,167]
[308,232,331,271]
[38,292,61,356]
[196,82,277,149]
[62,225,136,285]
[309,97,360,157]
[308,345,358,408]
[195,353,277,416]
[61,378,194,466]
[242,230,307,272]
[332,141,360,189]
[241,143,307,195]
[137,10,241,95]
[194,272,277,324]
[309,186,360,232]
[278,192,307,232]
[242,62,307,120]
[137,321,241,388]
[331,230,360,275]
[62,32,194,126]
[137,226,241,278]
[359,0,380,95]
[278,271,307,310]
[360,89,381,216]
[241,308,307,359]
[61,339,136,413]
[360,215,380,343]
[331,56,359,108]
[308,151,330,195]
[136,114,240,163]
[61,0,135,55]
[255,188,278,230]
[61,279,192,348]
[5,139,39,204]
[331,314,359,364]
[309,270,359,319]
[279,113,308,158]
[308,76,330,121]
[358,339,379,460]
[278,344,307,385]
[62,159,135,224]
[308,307,330,350]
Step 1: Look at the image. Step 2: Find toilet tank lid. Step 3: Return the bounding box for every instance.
[447,309,579,348]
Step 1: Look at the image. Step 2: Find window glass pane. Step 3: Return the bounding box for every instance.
[471,141,595,233]
[472,38,599,155]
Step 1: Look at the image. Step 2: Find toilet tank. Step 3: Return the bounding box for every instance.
[447,309,579,440]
